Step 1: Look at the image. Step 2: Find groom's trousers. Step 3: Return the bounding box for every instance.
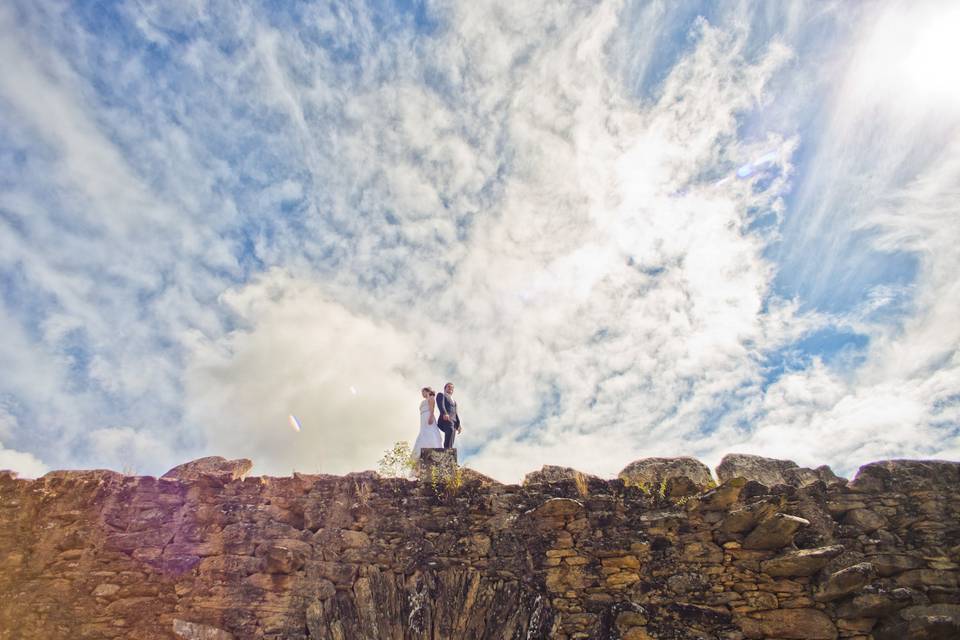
[438,423,456,449]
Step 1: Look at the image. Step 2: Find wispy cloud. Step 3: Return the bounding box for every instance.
[0,0,956,481]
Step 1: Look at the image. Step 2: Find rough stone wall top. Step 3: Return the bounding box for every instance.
[617,456,714,497]
[0,456,958,640]
[716,453,842,488]
[523,466,601,486]
[849,459,960,492]
[160,457,253,484]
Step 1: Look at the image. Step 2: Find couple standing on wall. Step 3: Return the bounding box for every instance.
[411,382,462,460]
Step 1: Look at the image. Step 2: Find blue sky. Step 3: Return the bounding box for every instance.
[1,0,958,481]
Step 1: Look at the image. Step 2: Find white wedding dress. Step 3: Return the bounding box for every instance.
[411,398,443,460]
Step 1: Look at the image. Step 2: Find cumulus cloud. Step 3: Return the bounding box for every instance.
[0,0,956,482]
[182,270,433,475]
[86,426,176,475]
[0,447,48,478]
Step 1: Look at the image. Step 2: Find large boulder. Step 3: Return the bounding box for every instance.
[161,457,253,484]
[523,465,600,487]
[618,457,714,497]
[850,459,960,493]
[716,453,841,488]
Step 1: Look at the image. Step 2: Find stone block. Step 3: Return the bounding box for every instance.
[530,497,585,519]
[740,609,838,639]
[259,540,311,574]
[836,617,876,633]
[873,614,960,640]
[843,509,886,533]
[834,587,920,618]
[896,569,959,588]
[172,619,235,640]
[816,563,877,602]
[698,477,747,511]
[762,545,844,577]
[418,448,457,477]
[868,553,924,577]
[720,500,779,534]
[340,530,371,549]
[743,513,809,550]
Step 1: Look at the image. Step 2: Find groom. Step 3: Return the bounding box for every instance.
[435,382,461,449]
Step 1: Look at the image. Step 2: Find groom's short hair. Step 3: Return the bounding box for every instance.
[444,381,454,389]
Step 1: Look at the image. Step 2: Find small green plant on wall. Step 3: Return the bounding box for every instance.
[377,441,417,478]
[621,474,673,504]
[621,473,651,494]
[657,478,668,499]
[428,455,464,499]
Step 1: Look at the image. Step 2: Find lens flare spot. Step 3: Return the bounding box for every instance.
[735,150,777,180]
[288,414,302,432]
[349,386,358,396]
[754,151,778,165]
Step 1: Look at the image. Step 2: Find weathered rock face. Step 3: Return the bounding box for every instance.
[0,457,958,639]
[617,457,714,497]
[716,453,842,488]
[523,466,601,487]
[161,456,253,484]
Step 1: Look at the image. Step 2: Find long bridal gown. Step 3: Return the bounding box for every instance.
[411,398,443,460]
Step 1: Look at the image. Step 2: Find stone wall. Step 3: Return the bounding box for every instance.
[0,454,958,639]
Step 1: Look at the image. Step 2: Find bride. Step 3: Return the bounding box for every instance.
[411,386,443,462]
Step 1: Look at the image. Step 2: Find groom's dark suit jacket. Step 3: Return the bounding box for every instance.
[436,393,461,429]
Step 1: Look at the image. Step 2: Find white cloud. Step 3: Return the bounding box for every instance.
[182,269,433,475]
[0,406,14,442]
[0,0,956,484]
[86,426,176,475]
[729,2,960,477]
[0,400,48,477]
[0,446,48,478]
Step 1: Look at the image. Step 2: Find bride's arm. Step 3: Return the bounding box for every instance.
[428,395,436,424]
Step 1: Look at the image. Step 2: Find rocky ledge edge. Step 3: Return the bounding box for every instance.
[3,452,957,496]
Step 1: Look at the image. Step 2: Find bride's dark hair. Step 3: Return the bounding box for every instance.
[421,386,435,396]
